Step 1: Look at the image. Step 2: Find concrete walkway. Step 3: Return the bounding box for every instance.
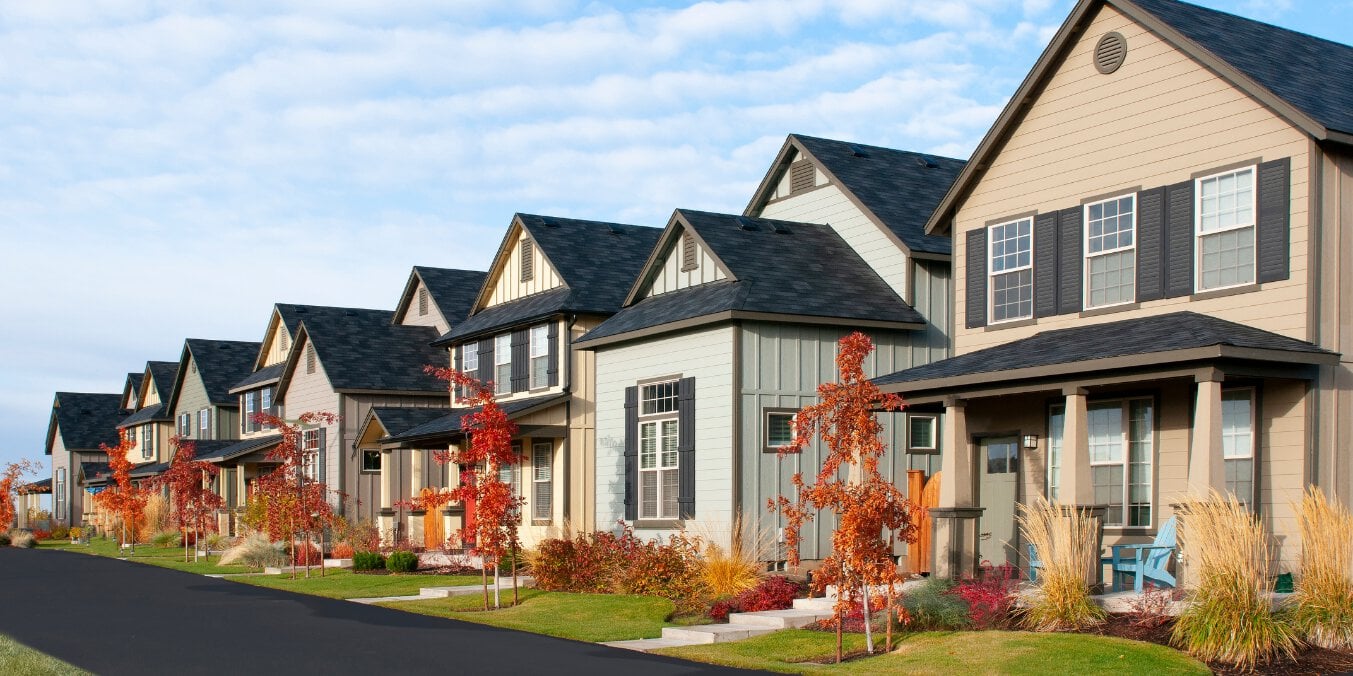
[348,576,535,605]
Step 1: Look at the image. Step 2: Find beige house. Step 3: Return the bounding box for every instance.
[114,361,180,471]
[43,391,125,527]
[876,0,1352,579]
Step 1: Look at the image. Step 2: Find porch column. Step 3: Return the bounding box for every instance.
[932,397,982,578]
[1189,373,1225,496]
[408,448,426,545]
[379,449,395,544]
[1059,387,1093,506]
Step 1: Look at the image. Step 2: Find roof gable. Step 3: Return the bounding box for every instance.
[476,220,566,310]
[45,392,124,454]
[252,304,307,370]
[625,218,734,305]
[276,306,448,396]
[392,267,487,328]
[120,373,142,411]
[166,339,261,412]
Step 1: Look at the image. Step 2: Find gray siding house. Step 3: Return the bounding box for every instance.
[44,392,125,527]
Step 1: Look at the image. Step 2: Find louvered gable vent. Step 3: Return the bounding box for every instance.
[789,159,816,194]
[680,232,698,271]
[1095,32,1127,74]
[520,239,535,282]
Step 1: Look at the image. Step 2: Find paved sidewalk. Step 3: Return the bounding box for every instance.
[0,548,753,675]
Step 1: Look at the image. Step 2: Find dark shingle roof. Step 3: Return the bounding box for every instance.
[294,307,447,393]
[368,408,455,438]
[412,267,487,325]
[790,135,964,256]
[436,215,661,343]
[1129,0,1353,136]
[196,435,283,464]
[47,393,124,453]
[578,211,924,344]
[185,339,262,406]
[230,363,285,393]
[146,361,179,403]
[875,312,1336,387]
[79,462,113,486]
[118,403,167,428]
[130,461,171,479]
[18,478,52,494]
[385,393,569,444]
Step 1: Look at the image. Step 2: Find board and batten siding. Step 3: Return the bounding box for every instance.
[739,321,942,562]
[398,279,450,334]
[567,316,602,533]
[595,326,736,544]
[757,183,910,301]
[643,233,726,298]
[1316,148,1353,506]
[339,393,447,518]
[173,361,240,442]
[952,2,1310,354]
[262,320,292,368]
[484,228,563,307]
[49,431,73,524]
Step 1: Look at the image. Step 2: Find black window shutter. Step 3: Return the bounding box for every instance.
[1256,157,1291,283]
[510,329,528,392]
[623,386,638,521]
[677,376,696,520]
[317,427,327,486]
[453,345,463,398]
[1033,212,1059,318]
[546,321,559,387]
[1136,187,1167,302]
[1057,207,1083,314]
[478,338,493,389]
[965,229,987,328]
[1164,180,1195,298]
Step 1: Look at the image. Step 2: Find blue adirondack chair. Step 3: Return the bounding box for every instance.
[1102,516,1178,592]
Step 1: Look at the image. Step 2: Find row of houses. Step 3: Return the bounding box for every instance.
[35,0,1353,575]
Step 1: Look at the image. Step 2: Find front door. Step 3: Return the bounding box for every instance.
[979,437,1020,567]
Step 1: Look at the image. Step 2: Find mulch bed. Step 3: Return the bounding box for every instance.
[1093,614,1353,675]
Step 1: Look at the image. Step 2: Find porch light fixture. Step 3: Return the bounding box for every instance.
[1023,434,1039,450]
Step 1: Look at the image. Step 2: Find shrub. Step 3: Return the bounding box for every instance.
[900,578,970,631]
[0,532,10,547]
[50,526,70,540]
[291,542,322,566]
[1172,492,1298,670]
[204,533,229,552]
[334,518,381,553]
[1018,496,1106,631]
[530,531,624,593]
[1289,487,1353,650]
[143,494,170,534]
[1128,582,1177,629]
[10,531,37,548]
[218,533,288,569]
[68,527,82,541]
[151,530,182,548]
[953,561,1020,629]
[353,551,386,571]
[31,529,51,541]
[386,550,418,573]
[613,531,707,614]
[701,540,762,599]
[708,575,804,621]
[331,542,355,559]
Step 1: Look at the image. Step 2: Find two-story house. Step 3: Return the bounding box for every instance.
[373,214,661,549]
[874,0,1351,578]
[115,361,180,475]
[44,392,125,527]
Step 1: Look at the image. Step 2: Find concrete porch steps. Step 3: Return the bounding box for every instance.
[727,608,834,629]
[604,602,836,652]
[659,623,778,644]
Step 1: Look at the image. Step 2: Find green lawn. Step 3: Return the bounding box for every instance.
[234,568,483,599]
[654,629,1210,675]
[40,538,256,575]
[0,634,88,676]
[381,590,676,643]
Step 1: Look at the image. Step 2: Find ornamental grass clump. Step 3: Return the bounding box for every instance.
[1018,496,1105,631]
[1289,487,1353,650]
[698,517,766,598]
[1172,492,1297,670]
[151,529,182,548]
[218,533,287,569]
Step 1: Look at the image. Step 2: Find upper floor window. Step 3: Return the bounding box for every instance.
[529,325,549,389]
[1085,195,1136,308]
[301,428,320,481]
[178,412,192,438]
[989,218,1033,323]
[198,409,210,440]
[1196,167,1255,291]
[142,424,155,459]
[127,426,137,443]
[494,333,512,394]
[641,381,679,415]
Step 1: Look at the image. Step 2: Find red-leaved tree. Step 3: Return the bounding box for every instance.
[1,459,38,529]
[150,437,223,562]
[95,434,150,553]
[249,411,339,578]
[424,365,524,609]
[772,332,918,660]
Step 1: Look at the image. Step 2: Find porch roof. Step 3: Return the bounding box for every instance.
[382,392,569,446]
[195,435,283,464]
[18,478,51,494]
[875,312,1337,398]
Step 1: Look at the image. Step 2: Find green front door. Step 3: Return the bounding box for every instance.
[979,437,1019,567]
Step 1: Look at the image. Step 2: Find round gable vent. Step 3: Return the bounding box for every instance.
[1094,31,1127,74]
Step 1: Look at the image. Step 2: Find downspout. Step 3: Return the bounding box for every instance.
[563,314,577,528]
[731,323,743,549]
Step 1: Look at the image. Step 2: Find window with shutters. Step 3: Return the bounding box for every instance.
[261,387,276,430]
[529,324,549,389]
[463,344,479,379]
[988,218,1033,322]
[1088,398,1153,527]
[306,345,317,374]
[242,392,256,433]
[532,441,552,521]
[142,424,154,459]
[494,333,512,395]
[1195,167,1256,291]
[1084,195,1136,308]
[1222,388,1256,507]
[178,413,191,437]
[639,379,680,520]
[520,239,534,282]
[681,233,698,272]
[127,426,137,444]
[418,288,429,316]
[199,409,210,440]
[55,468,66,519]
[301,428,320,481]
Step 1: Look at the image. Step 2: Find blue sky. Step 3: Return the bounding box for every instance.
[1,0,1348,479]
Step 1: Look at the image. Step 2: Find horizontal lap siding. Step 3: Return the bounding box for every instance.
[952,3,1310,354]
[595,326,735,543]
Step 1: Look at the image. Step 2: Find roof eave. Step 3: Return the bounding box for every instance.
[576,310,924,351]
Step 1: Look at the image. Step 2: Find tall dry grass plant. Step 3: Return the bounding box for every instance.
[1018,496,1106,631]
[1290,487,1353,650]
[1171,492,1297,670]
[143,493,170,534]
[696,515,769,598]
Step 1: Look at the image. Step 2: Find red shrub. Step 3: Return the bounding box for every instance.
[952,561,1021,629]
[532,522,705,613]
[291,542,322,566]
[31,529,51,541]
[707,576,806,621]
[331,542,355,559]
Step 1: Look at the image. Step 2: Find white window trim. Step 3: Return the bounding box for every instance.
[1083,194,1137,309]
[301,428,321,481]
[463,344,479,374]
[907,414,938,452]
[1194,165,1257,293]
[199,409,210,439]
[987,218,1034,324]
[494,333,512,395]
[532,441,552,521]
[529,324,549,390]
[764,410,797,451]
[1221,387,1257,460]
[1087,398,1154,528]
[638,418,680,521]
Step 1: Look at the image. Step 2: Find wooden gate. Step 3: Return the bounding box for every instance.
[422,488,443,550]
[906,469,942,574]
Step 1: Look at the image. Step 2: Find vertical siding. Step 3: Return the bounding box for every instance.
[911,259,952,362]
[757,183,910,300]
[568,316,601,533]
[263,319,292,367]
[595,326,736,542]
[280,338,342,506]
[484,228,563,307]
[172,359,213,441]
[1316,149,1353,507]
[644,233,727,298]
[342,393,448,517]
[50,431,72,524]
[398,279,449,334]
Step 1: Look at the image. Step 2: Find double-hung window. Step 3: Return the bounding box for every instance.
[463,344,479,380]
[989,218,1033,322]
[639,380,680,520]
[500,443,522,521]
[494,333,512,395]
[243,392,257,434]
[1196,167,1256,291]
[1088,398,1153,527]
[529,324,549,389]
[301,429,320,481]
[55,468,66,519]
[1047,405,1065,501]
[1085,195,1136,308]
[1222,389,1256,505]
[142,424,154,459]
[199,409,210,439]
[261,388,273,429]
[532,442,552,521]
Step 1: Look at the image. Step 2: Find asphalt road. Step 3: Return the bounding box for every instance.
[0,548,757,675]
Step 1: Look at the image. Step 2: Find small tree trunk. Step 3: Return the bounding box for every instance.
[185,526,191,563]
[863,583,874,654]
[494,557,501,609]
[511,541,519,607]
[481,563,489,611]
[885,587,894,652]
[836,607,843,664]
